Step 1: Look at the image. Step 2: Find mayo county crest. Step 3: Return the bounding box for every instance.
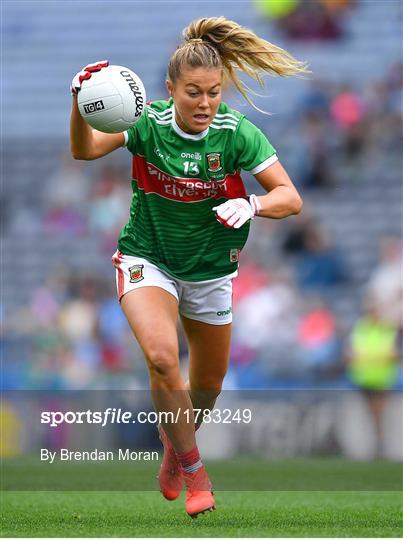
[206,152,223,172]
[128,264,144,283]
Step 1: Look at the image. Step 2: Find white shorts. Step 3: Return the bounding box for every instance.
[112,251,236,325]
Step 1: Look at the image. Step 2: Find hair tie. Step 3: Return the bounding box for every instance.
[188,38,204,44]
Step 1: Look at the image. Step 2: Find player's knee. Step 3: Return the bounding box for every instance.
[204,372,227,395]
[208,387,222,400]
[146,347,179,381]
[193,385,223,400]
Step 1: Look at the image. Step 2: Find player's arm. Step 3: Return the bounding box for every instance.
[253,160,303,218]
[213,161,302,229]
[213,118,302,229]
[70,95,125,160]
[69,60,125,161]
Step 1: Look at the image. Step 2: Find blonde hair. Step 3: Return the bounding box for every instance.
[168,16,310,111]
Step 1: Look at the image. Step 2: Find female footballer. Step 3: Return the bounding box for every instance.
[70,16,307,518]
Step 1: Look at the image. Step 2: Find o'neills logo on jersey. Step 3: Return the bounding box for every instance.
[132,155,246,202]
[206,152,223,172]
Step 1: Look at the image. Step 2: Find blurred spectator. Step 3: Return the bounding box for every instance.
[58,277,99,342]
[46,153,89,210]
[299,107,335,189]
[98,281,131,372]
[234,265,299,351]
[281,209,319,255]
[364,81,391,119]
[230,258,273,385]
[280,1,346,41]
[330,85,365,129]
[30,332,71,389]
[88,164,131,252]
[330,84,368,160]
[299,80,331,119]
[294,225,348,289]
[232,257,270,305]
[57,277,101,387]
[254,0,299,21]
[346,300,400,455]
[232,265,300,384]
[362,80,391,152]
[365,236,403,327]
[43,207,87,237]
[286,79,336,190]
[0,402,24,457]
[30,267,71,329]
[367,64,403,154]
[255,0,352,41]
[43,153,89,236]
[296,295,341,378]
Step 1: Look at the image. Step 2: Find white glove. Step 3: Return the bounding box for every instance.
[212,194,261,229]
[70,60,109,96]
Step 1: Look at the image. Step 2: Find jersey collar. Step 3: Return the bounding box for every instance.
[171,106,209,141]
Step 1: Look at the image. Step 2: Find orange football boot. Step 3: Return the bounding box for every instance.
[183,465,215,518]
[157,426,183,500]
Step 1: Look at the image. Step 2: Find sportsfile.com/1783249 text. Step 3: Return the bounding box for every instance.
[40,408,252,428]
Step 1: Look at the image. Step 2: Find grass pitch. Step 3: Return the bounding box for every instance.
[1,458,402,537]
[1,490,402,537]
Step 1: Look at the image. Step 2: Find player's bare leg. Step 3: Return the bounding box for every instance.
[180,317,232,517]
[182,316,232,423]
[121,287,196,500]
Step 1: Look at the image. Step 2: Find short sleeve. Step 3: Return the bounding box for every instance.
[125,124,139,154]
[234,118,278,174]
[124,111,149,154]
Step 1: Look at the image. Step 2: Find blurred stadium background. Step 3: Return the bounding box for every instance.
[1,0,402,465]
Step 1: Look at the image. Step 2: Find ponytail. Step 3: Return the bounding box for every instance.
[168,16,310,112]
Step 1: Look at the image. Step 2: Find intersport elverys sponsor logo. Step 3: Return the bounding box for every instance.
[132,155,247,202]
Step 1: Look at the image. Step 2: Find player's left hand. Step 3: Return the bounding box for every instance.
[212,194,261,229]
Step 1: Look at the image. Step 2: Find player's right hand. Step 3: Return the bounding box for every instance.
[70,60,109,96]
[212,194,261,229]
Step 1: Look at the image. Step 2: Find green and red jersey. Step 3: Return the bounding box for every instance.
[118,98,277,281]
